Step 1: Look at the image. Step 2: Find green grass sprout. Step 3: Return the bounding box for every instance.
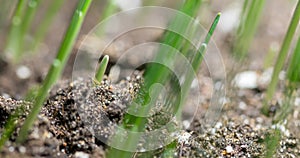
[95,55,109,82]
[180,13,220,118]
[262,0,300,115]
[194,13,220,68]
[4,0,28,62]
[16,0,92,143]
[19,0,41,39]
[263,44,278,69]
[100,0,118,21]
[95,0,118,36]
[107,0,203,157]
[287,35,300,89]
[31,0,65,52]
[5,0,41,62]
[0,104,26,150]
[273,35,300,123]
[16,0,41,59]
[233,0,265,60]
[0,1,15,27]
[107,7,222,158]
[265,128,281,158]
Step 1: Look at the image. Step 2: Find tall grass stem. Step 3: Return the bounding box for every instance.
[262,0,300,115]
[233,0,265,60]
[107,1,203,157]
[32,0,65,51]
[4,0,28,62]
[287,35,300,87]
[16,0,92,143]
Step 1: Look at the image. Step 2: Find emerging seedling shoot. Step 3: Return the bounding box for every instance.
[95,55,109,83]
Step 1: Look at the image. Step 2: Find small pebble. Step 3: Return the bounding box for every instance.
[74,151,89,158]
[279,71,286,80]
[225,145,234,153]
[178,132,191,145]
[182,120,190,129]
[115,0,141,10]
[215,122,222,129]
[294,97,300,106]
[16,65,31,79]
[238,101,247,110]
[233,71,258,89]
[19,146,26,153]
[218,2,241,33]
[8,146,14,152]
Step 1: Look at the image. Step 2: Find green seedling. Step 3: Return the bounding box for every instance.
[5,0,41,62]
[263,44,278,69]
[233,0,265,60]
[95,0,118,36]
[95,55,109,83]
[107,0,203,157]
[107,7,221,158]
[4,0,28,62]
[100,0,118,21]
[16,0,92,143]
[0,0,15,27]
[262,0,300,115]
[287,35,300,89]
[179,13,220,119]
[31,0,65,52]
[265,128,281,158]
[273,35,300,123]
[0,104,26,150]
[19,0,41,40]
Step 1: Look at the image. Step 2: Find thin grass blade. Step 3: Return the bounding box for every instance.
[32,0,65,51]
[4,0,28,62]
[16,0,92,143]
[233,0,265,60]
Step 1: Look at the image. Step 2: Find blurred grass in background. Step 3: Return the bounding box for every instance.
[233,0,265,60]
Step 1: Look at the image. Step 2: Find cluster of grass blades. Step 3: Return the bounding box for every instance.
[107,2,221,158]
[261,1,300,156]
[31,0,65,51]
[273,34,300,123]
[233,0,265,60]
[16,0,93,143]
[4,0,64,63]
[262,0,300,116]
[286,35,300,91]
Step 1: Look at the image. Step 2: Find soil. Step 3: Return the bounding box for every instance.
[0,72,300,157]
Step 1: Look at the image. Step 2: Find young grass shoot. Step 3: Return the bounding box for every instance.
[262,0,300,115]
[107,3,221,158]
[16,0,92,143]
[233,0,265,60]
[95,55,109,83]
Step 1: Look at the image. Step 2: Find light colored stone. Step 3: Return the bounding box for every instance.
[16,65,31,79]
[234,71,258,89]
[74,152,89,158]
